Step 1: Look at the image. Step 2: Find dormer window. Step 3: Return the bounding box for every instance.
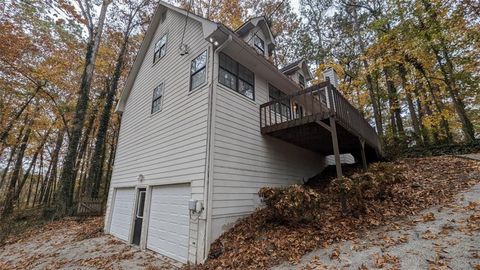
[299,73,305,88]
[253,35,265,55]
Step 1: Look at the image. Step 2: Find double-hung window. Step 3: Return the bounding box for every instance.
[269,84,290,117]
[299,73,305,88]
[190,50,207,91]
[151,83,164,114]
[219,52,255,100]
[253,34,265,55]
[153,35,167,63]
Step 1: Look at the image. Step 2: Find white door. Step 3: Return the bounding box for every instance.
[110,188,135,241]
[147,184,190,263]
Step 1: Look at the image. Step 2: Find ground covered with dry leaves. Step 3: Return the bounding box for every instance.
[0,217,180,270]
[195,156,480,269]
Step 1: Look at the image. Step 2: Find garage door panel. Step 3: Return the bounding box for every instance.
[110,188,135,242]
[147,184,190,263]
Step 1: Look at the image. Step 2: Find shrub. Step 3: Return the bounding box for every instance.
[328,162,407,215]
[258,185,323,224]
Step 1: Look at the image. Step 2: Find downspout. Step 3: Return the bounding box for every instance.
[202,34,233,262]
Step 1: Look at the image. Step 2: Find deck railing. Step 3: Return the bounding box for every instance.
[259,81,381,151]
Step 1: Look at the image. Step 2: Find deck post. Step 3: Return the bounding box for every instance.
[359,138,367,172]
[329,116,347,215]
[329,117,343,179]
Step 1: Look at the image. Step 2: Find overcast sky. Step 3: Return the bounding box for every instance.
[290,0,301,15]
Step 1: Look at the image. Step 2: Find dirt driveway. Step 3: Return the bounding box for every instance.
[0,218,182,270]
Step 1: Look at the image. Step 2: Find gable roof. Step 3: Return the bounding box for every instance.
[116,1,218,112]
[234,16,276,45]
[279,59,302,73]
[117,2,302,113]
[280,59,313,81]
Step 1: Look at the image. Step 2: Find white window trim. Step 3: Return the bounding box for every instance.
[253,34,265,55]
[189,49,209,92]
[151,83,165,115]
[136,190,146,218]
[153,33,168,64]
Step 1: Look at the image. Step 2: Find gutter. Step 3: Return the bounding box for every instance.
[202,34,233,262]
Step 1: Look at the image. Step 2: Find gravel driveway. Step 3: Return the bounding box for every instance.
[0,219,182,270]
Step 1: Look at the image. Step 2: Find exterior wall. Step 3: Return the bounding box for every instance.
[104,9,212,264]
[244,26,269,57]
[287,69,306,86]
[209,56,326,241]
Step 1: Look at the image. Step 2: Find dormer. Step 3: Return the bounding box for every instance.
[235,17,276,58]
[280,59,313,88]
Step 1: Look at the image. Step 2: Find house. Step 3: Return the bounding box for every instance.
[104,1,381,265]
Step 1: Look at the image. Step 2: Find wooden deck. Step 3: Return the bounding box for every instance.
[260,81,382,164]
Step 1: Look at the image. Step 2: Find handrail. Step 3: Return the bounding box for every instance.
[259,82,381,152]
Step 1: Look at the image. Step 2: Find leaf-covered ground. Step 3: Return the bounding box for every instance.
[0,155,478,270]
[0,217,180,270]
[194,156,480,269]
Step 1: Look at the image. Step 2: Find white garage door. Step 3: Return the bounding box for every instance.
[147,184,190,263]
[110,188,135,241]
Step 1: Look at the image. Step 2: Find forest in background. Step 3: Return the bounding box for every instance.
[0,0,478,221]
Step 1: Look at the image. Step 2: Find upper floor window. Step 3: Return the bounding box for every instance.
[191,50,207,91]
[160,10,167,23]
[299,73,305,88]
[219,52,254,100]
[253,34,265,55]
[153,35,167,63]
[151,83,164,114]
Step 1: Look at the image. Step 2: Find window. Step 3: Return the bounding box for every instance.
[299,73,305,88]
[151,83,164,114]
[219,53,255,100]
[269,84,290,117]
[153,35,167,63]
[190,50,207,91]
[160,10,167,23]
[253,34,265,55]
[136,190,146,218]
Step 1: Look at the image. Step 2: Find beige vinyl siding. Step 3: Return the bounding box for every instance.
[210,71,326,241]
[105,9,211,264]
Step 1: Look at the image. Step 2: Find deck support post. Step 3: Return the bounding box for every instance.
[329,116,347,215]
[359,138,367,172]
[329,117,343,179]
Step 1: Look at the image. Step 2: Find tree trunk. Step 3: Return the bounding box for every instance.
[56,0,111,216]
[398,64,422,144]
[42,128,65,205]
[103,125,119,199]
[420,0,476,141]
[32,150,44,207]
[0,85,41,154]
[87,34,129,198]
[351,2,383,136]
[432,46,475,141]
[413,82,430,145]
[0,124,26,190]
[24,161,37,209]
[2,119,32,218]
[405,55,452,141]
[12,129,50,206]
[71,109,98,201]
[383,68,405,138]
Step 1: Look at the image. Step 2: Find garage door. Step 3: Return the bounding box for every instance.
[110,188,135,241]
[147,184,190,263]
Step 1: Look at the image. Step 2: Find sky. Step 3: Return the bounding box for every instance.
[290,0,301,15]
